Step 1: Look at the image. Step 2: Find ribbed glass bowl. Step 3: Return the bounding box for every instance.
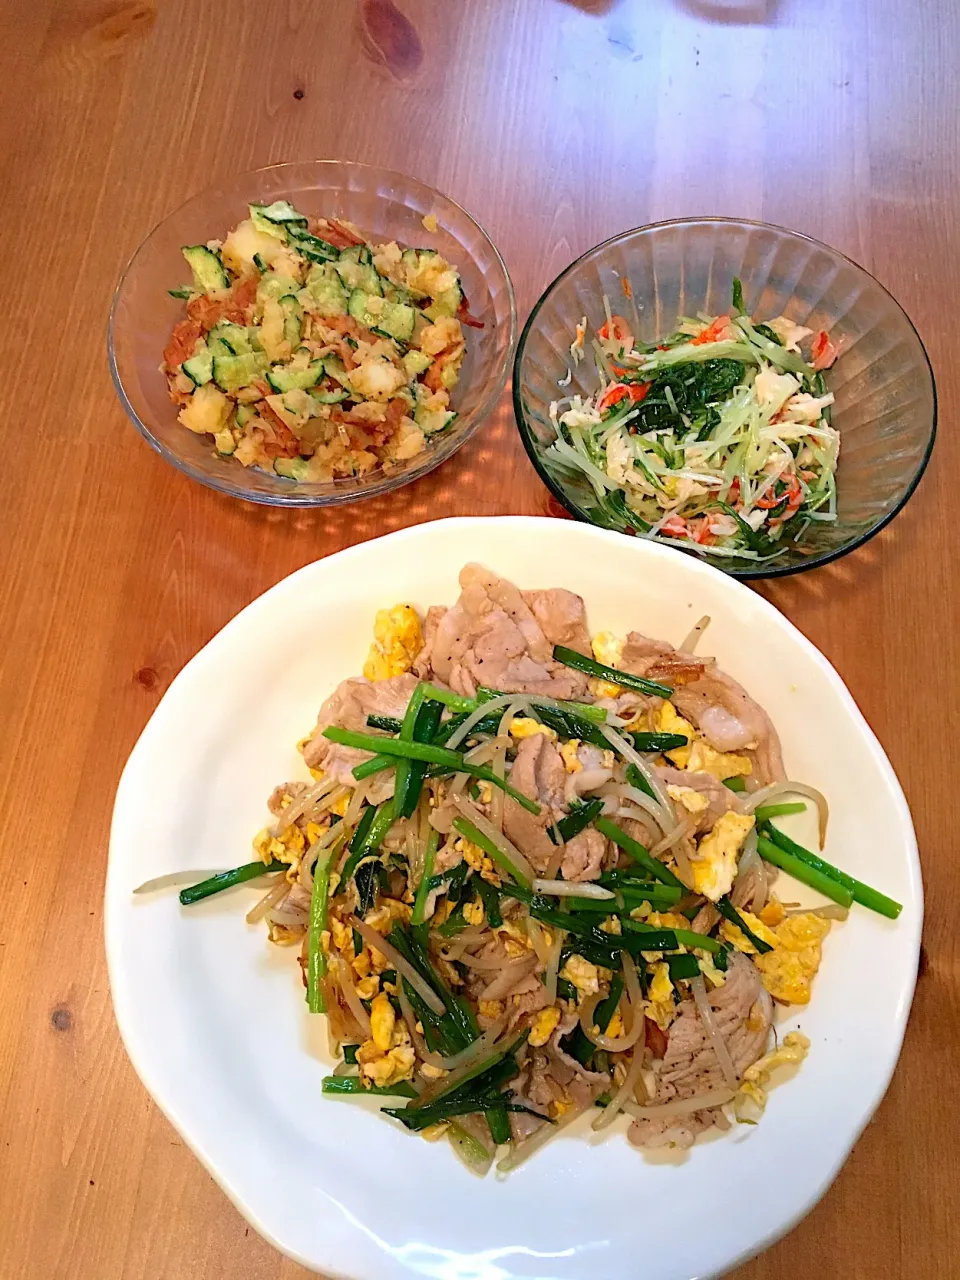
[109,161,516,506]
[514,218,936,578]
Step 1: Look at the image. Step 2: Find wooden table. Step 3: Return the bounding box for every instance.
[1,0,955,1274]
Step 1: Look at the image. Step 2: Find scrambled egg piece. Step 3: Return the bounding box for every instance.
[363,604,423,681]
[560,954,600,999]
[369,993,396,1052]
[329,916,354,956]
[457,836,500,885]
[698,954,727,988]
[646,910,692,933]
[759,897,786,927]
[645,962,675,1030]
[667,784,710,815]
[462,897,484,926]
[329,791,350,818]
[357,1014,416,1088]
[560,739,583,773]
[755,914,831,1005]
[590,632,625,698]
[720,909,780,954]
[656,701,696,766]
[253,819,306,876]
[421,212,438,233]
[499,919,533,958]
[648,961,674,1006]
[355,974,379,1000]
[686,739,752,781]
[529,1006,562,1047]
[722,909,830,1004]
[737,1031,810,1118]
[364,899,413,935]
[359,1042,417,1089]
[509,717,557,743]
[690,812,755,902]
[478,999,505,1020]
[604,1009,624,1038]
[599,915,622,935]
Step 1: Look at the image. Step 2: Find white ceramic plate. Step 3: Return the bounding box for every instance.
[106,517,921,1280]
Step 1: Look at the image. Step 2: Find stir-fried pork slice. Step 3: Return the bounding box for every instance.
[628,1109,723,1151]
[412,605,446,678]
[672,667,785,783]
[620,631,783,783]
[302,673,419,785]
[560,828,606,882]
[427,564,591,698]
[564,742,615,805]
[267,780,307,816]
[655,764,742,833]
[502,733,567,870]
[657,954,772,1101]
[621,631,707,685]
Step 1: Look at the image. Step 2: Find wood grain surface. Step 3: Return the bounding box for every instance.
[0,0,956,1275]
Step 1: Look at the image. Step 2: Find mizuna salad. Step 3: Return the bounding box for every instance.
[177,566,900,1174]
[548,280,842,562]
[162,202,480,482]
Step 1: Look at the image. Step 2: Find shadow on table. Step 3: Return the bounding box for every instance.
[675,0,779,22]
[556,0,621,13]
[560,0,780,21]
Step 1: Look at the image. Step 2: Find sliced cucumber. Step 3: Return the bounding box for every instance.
[257,272,301,306]
[336,259,382,295]
[415,405,457,434]
[248,204,287,239]
[213,352,265,394]
[182,245,228,293]
[424,282,463,320]
[279,295,302,347]
[168,285,194,300]
[182,348,214,386]
[259,297,288,361]
[338,245,363,265]
[323,355,353,389]
[214,428,237,455]
[236,403,256,427]
[402,349,432,378]
[301,263,347,316]
[266,361,325,393]
[275,457,311,481]
[286,226,339,262]
[208,322,252,355]
[281,387,319,417]
[311,388,349,405]
[347,289,381,329]
[258,200,308,226]
[377,301,415,342]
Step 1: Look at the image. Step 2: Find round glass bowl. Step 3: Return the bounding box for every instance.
[109,161,516,506]
[513,218,936,578]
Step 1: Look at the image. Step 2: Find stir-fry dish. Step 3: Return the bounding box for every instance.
[162,201,480,481]
[180,566,900,1175]
[549,280,842,562]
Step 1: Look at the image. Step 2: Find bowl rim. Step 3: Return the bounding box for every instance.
[512,215,938,580]
[107,159,517,508]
